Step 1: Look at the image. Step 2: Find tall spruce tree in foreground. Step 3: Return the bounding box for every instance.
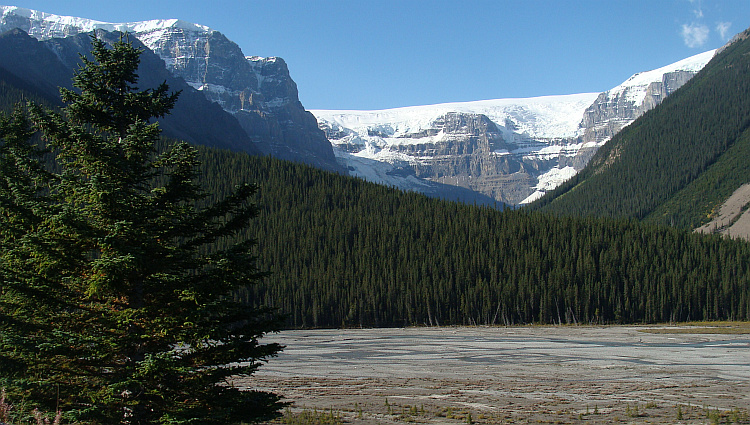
[0,33,283,424]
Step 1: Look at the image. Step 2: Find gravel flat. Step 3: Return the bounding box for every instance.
[242,326,750,424]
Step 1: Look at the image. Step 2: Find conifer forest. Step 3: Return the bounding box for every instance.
[198,150,750,328]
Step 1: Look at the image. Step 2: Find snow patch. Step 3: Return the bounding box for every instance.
[519,166,578,204]
[606,50,715,104]
[313,93,599,141]
[0,5,212,38]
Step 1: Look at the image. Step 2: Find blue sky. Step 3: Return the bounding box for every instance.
[5,0,749,110]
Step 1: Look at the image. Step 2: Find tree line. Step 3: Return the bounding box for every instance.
[196,149,750,328]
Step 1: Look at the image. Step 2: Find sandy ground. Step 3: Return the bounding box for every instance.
[240,326,750,424]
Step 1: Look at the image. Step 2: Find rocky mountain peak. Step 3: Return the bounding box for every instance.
[314,50,715,205]
[0,5,342,172]
[581,50,715,146]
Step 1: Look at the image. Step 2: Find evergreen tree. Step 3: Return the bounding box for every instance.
[0,34,283,424]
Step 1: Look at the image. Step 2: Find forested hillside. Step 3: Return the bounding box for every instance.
[195,149,750,328]
[3,35,750,330]
[0,65,60,110]
[530,29,750,230]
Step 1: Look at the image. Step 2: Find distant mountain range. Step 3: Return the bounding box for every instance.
[0,5,726,206]
[313,50,714,205]
[0,5,341,172]
[530,28,750,238]
[1,6,749,327]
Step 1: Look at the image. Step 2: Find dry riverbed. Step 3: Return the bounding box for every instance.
[240,325,750,424]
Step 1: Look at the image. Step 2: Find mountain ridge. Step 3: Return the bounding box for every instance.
[313,49,714,205]
[0,5,724,206]
[530,29,750,238]
[0,5,342,172]
[0,27,261,153]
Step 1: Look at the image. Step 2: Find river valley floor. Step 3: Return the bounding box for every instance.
[242,325,750,424]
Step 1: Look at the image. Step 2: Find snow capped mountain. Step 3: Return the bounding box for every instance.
[0,5,341,171]
[605,50,714,105]
[314,50,715,205]
[315,93,598,146]
[0,6,210,40]
[0,5,286,115]
[0,5,718,203]
[314,94,598,203]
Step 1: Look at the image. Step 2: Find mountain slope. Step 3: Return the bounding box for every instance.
[0,14,748,327]
[0,5,341,171]
[0,27,260,153]
[580,50,715,146]
[531,29,750,231]
[192,148,750,327]
[313,51,714,205]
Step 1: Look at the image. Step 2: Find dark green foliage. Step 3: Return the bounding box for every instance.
[0,65,61,112]
[530,31,750,229]
[0,36,282,424]
[193,149,750,328]
[647,128,750,228]
[0,29,749,425]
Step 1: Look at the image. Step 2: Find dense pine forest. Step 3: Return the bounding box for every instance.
[2,34,750,331]
[195,149,750,328]
[530,30,750,230]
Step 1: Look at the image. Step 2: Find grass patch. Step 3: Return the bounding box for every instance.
[0,389,63,425]
[274,407,343,425]
[638,321,750,334]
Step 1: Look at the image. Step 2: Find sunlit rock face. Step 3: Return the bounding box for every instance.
[0,6,716,199]
[581,69,703,145]
[0,6,342,172]
[315,50,715,205]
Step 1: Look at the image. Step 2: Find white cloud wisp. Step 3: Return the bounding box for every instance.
[681,22,709,48]
[716,21,732,40]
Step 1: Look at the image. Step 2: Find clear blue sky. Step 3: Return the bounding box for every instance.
[5,0,749,110]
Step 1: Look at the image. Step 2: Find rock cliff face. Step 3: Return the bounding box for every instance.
[383,113,537,204]
[316,94,599,205]
[316,50,716,205]
[0,6,341,171]
[0,28,260,153]
[582,70,700,145]
[135,25,338,169]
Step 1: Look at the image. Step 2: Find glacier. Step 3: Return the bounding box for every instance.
[0,5,718,204]
[314,49,716,205]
